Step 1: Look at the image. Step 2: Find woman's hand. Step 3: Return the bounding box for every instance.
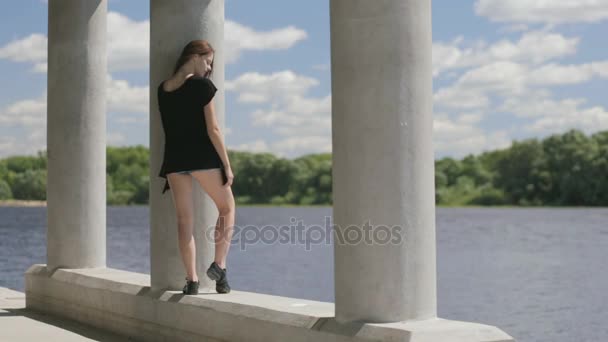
[225,167,234,187]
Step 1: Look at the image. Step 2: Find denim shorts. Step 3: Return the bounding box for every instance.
[173,167,221,175]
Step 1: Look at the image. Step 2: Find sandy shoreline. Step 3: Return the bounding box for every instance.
[0,200,47,207]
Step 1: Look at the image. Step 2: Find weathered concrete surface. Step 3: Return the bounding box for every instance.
[24,265,515,341]
[0,286,132,341]
[331,0,436,323]
[47,0,107,272]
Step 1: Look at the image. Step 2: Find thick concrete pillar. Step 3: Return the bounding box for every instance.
[330,0,436,323]
[46,0,107,272]
[150,0,225,291]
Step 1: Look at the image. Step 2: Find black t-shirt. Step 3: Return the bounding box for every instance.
[157,75,221,194]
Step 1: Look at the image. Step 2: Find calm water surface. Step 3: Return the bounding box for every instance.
[0,205,606,342]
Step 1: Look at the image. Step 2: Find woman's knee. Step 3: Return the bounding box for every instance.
[217,198,235,216]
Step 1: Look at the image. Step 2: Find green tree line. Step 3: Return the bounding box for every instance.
[0,128,606,206]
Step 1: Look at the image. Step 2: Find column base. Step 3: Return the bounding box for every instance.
[315,316,515,341]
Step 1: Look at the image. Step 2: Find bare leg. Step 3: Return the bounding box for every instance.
[214,207,235,268]
[191,169,236,269]
[167,172,198,281]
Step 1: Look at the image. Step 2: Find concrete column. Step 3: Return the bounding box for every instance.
[330,0,436,323]
[150,0,225,291]
[46,0,107,272]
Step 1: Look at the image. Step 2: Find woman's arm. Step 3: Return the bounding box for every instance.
[203,98,231,171]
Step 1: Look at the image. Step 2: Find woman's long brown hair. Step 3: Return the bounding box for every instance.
[173,39,215,78]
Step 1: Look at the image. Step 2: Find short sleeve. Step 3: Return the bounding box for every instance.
[200,77,218,106]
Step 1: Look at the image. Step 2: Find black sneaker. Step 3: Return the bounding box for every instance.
[206,261,231,293]
[216,268,231,293]
[182,277,199,295]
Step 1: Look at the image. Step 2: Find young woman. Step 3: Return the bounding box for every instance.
[157,39,235,295]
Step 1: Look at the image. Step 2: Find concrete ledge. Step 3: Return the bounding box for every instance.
[1,286,133,341]
[24,264,515,342]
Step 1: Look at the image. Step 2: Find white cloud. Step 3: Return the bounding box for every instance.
[226,70,331,157]
[227,70,510,159]
[0,12,307,73]
[106,12,149,71]
[527,61,608,85]
[107,132,127,146]
[499,93,608,134]
[432,19,608,155]
[433,30,578,77]
[0,92,47,127]
[435,54,608,138]
[106,74,149,114]
[0,92,47,157]
[526,104,608,134]
[229,139,270,153]
[433,113,511,158]
[270,135,331,156]
[434,85,490,110]
[108,13,304,70]
[226,71,319,104]
[224,21,307,64]
[229,137,326,160]
[0,9,309,157]
[498,23,530,33]
[434,60,529,109]
[458,112,484,124]
[0,72,152,157]
[0,33,47,73]
[435,58,608,110]
[0,11,149,73]
[0,136,19,157]
[474,0,608,25]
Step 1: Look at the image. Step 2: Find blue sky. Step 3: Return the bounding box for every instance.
[1,0,607,160]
